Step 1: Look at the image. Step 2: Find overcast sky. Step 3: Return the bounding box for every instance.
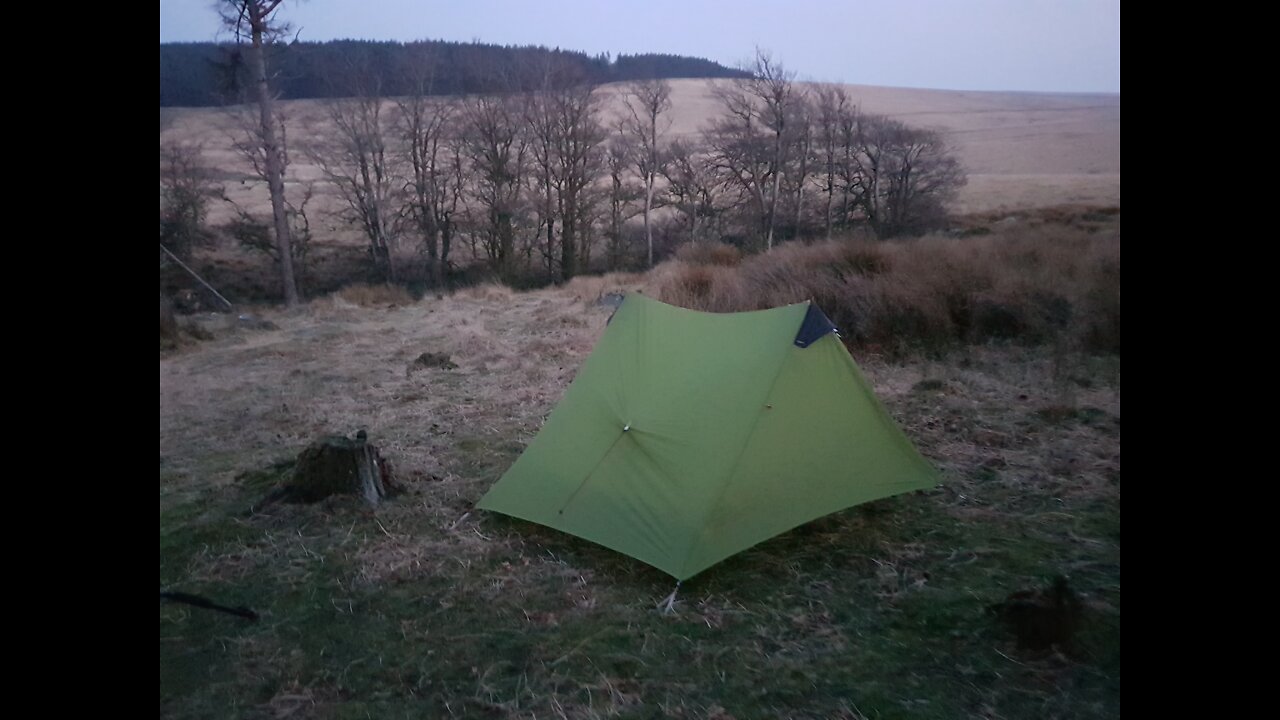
[159,0,1120,94]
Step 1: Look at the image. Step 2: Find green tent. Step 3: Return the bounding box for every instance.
[477,294,938,581]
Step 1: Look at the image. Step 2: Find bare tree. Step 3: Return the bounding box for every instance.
[814,85,855,240]
[855,115,966,237]
[662,138,722,245]
[705,84,772,247]
[744,49,797,250]
[709,48,799,250]
[835,99,864,232]
[311,63,402,282]
[524,79,560,278]
[219,0,299,305]
[222,100,315,298]
[786,91,815,240]
[523,61,606,280]
[398,51,460,289]
[552,80,606,279]
[602,127,642,270]
[224,184,315,296]
[460,91,527,278]
[159,143,216,258]
[622,79,672,267]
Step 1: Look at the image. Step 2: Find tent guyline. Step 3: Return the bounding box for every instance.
[656,580,682,615]
[477,294,939,581]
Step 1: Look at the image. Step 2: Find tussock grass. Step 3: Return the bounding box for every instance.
[459,281,516,302]
[675,241,743,267]
[656,213,1120,356]
[560,272,651,305]
[333,282,416,307]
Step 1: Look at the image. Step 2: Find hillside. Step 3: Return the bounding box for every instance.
[643,80,1119,213]
[161,78,1120,229]
[160,40,750,107]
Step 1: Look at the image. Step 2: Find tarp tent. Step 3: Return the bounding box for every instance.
[477,294,938,580]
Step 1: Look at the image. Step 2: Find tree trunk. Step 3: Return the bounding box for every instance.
[160,292,179,347]
[795,184,805,241]
[644,179,653,267]
[438,222,453,296]
[825,179,834,241]
[498,213,514,278]
[645,117,657,267]
[430,227,445,289]
[562,192,577,281]
[248,5,298,306]
[544,184,556,278]
[766,165,781,250]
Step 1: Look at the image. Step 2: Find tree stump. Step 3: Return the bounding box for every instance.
[279,433,393,506]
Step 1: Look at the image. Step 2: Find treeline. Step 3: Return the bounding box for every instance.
[159,39,750,107]
[162,48,965,300]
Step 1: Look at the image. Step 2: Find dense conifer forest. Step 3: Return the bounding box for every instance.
[160,39,750,106]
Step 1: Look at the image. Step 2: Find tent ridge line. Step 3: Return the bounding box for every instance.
[674,331,800,580]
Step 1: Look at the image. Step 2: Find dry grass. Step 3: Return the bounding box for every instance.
[649,262,746,313]
[675,242,743,267]
[333,282,416,307]
[656,209,1120,355]
[159,283,610,499]
[161,227,1119,717]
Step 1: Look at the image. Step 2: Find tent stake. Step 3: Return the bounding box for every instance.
[657,580,682,614]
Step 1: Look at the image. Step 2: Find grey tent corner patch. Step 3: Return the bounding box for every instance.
[794,303,839,348]
[602,292,626,324]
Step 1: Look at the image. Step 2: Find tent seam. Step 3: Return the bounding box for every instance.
[674,327,801,579]
[558,430,627,515]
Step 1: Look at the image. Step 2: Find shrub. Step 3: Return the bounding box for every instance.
[653,215,1121,356]
[335,283,415,307]
[674,242,743,267]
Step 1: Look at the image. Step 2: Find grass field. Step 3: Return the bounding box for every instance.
[160,246,1120,717]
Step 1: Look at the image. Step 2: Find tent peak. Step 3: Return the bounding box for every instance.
[794,303,840,348]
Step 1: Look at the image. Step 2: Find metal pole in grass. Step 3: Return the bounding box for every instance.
[159,243,234,311]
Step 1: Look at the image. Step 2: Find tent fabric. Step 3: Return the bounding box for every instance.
[476,294,939,580]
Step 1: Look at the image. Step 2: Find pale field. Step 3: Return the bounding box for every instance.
[642,80,1120,214]
[160,79,1119,236]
